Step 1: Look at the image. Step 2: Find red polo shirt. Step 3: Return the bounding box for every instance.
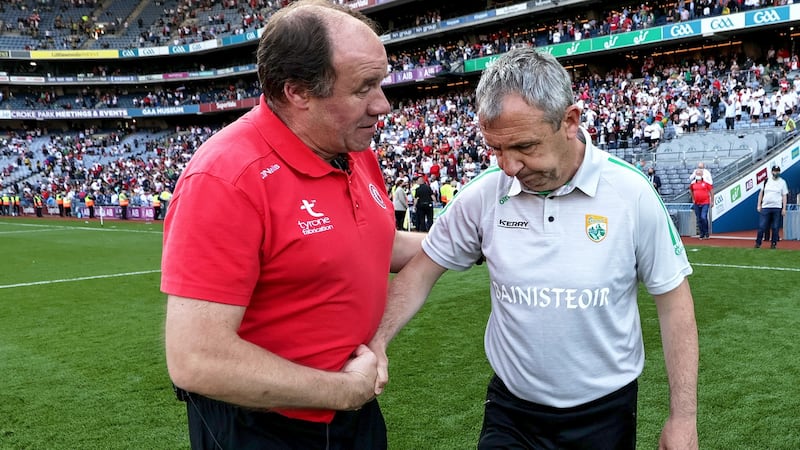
[161,97,396,423]
[689,180,712,205]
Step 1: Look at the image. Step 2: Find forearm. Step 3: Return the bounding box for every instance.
[390,230,426,272]
[655,280,699,419]
[374,252,446,348]
[165,296,370,411]
[172,340,361,410]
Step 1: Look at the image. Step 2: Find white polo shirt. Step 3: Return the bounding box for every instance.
[760,176,788,208]
[422,133,692,408]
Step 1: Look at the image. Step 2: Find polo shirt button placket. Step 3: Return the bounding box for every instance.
[543,197,558,234]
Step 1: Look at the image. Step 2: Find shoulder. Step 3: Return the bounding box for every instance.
[183,113,277,183]
[592,147,651,192]
[450,166,507,203]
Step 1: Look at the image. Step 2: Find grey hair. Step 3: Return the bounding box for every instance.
[475,47,574,130]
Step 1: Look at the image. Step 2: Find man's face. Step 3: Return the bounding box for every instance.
[305,20,391,156]
[480,94,579,192]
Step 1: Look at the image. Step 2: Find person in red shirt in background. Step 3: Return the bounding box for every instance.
[689,168,713,239]
[428,157,441,180]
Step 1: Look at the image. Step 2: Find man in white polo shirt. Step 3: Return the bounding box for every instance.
[370,48,698,450]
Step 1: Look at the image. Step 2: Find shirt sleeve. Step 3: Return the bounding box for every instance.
[161,173,265,306]
[635,188,693,296]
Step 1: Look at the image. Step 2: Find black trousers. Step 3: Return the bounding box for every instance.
[395,210,406,230]
[178,389,387,450]
[478,375,638,450]
[415,205,433,232]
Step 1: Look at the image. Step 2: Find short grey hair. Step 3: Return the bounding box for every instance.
[475,47,574,130]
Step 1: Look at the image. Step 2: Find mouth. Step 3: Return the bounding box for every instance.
[520,174,554,190]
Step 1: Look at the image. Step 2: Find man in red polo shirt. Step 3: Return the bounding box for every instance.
[689,168,713,239]
[161,1,423,448]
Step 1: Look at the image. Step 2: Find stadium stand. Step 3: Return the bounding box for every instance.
[0,0,798,219]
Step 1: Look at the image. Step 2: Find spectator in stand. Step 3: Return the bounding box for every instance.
[782,113,796,133]
[647,167,662,195]
[161,1,423,448]
[723,95,737,130]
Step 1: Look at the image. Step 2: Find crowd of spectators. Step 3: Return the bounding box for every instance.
[127,0,280,48]
[2,0,792,73]
[0,124,219,212]
[1,0,799,211]
[1,0,281,50]
[374,50,800,206]
[2,47,799,212]
[385,0,795,79]
[1,78,261,111]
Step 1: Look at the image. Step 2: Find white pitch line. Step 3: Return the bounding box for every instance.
[692,262,800,272]
[0,221,162,234]
[0,229,65,235]
[0,270,162,289]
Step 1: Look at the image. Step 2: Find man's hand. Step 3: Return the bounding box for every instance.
[368,338,389,395]
[659,414,698,449]
[339,344,379,410]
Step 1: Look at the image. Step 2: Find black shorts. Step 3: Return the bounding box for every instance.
[178,389,387,450]
[478,375,638,450]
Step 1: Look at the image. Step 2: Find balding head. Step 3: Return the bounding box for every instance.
[256,0,379,108]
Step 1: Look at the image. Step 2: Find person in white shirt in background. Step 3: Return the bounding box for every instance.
[754,165,789,249]
[689,161,713,185]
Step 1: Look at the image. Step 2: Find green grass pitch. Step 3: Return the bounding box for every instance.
[1,217,798,449]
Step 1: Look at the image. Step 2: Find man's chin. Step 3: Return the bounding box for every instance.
[521,179,553,191]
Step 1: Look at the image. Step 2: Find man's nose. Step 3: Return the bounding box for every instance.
[497,152,522,177]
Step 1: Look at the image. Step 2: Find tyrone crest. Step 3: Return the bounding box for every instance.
[585,214,608,242]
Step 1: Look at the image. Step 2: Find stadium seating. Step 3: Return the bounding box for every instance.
[1,0,799,210]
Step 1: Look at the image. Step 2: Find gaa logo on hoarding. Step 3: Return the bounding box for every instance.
[752,10,782,24]
[710,18,735,30]
[668,23,695,37]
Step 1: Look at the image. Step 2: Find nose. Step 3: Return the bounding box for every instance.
[370,88,391,116]
[496,150,523,177]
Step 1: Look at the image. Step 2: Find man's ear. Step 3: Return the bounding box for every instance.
[563,104,582,139]
[283,82,310,110]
